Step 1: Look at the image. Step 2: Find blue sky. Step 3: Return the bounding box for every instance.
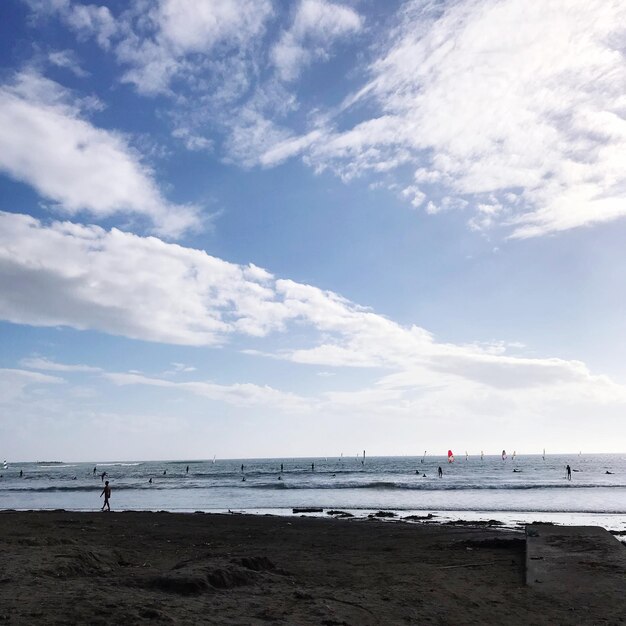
[1,0,625,461]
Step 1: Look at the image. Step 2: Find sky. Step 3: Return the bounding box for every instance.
[0,0,625,461]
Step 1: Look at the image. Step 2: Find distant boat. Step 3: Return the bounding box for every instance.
[212,455,216,464]
[502,449,507,461]
[448,450,454,463]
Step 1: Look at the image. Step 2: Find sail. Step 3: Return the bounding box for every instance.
[480,450,484,460]
[501,449,507,460]
[447,450,454,463]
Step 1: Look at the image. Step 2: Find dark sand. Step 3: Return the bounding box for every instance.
[0,511,623,624]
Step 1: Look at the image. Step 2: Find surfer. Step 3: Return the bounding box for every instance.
[19,470,23,478]
[163,470,167,475]
[241,464,244,472]
[100,481,111,511]
[566,465,571,481]
[93,466,96,475]
[606,471,614,475]
[438,466,443,478]
[186,465,189,474]
[280,463,284,472]
[148,478,152,484]
[311,462,315,471]
[100,471,107,482]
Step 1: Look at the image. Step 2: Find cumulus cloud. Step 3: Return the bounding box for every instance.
[271,0,363,81]
[0,71,201,237]
[261,0,626,238]
[0,212,293,345]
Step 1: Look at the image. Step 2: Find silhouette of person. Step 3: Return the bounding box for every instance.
[148,478,152,484]
[100,471,107,482]
[19,470,23,478]
[241,464,244,472]
[438,466,443,478]
[566,465,571,481]
[280,463,284,472]
[93,466,96,475]
[311,462,315,471]
[163,470,167,475]
[100,481,111,511]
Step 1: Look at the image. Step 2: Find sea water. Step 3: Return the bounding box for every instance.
[1,454,625,532]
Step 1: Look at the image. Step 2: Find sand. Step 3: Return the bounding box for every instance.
[0,510,623,625]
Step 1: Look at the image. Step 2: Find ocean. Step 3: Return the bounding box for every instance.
[1,454,625,532]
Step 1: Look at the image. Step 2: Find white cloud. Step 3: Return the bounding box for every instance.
[20,356,102,373]
[105,371,311,412]
[48,49,88,77]
[0,71,201,237]
[0,368,64,403]
[271,0,363,81]
[262,0,626,238]
[0,212,293,346]
[2,210,625,424]
[110,0,274,95]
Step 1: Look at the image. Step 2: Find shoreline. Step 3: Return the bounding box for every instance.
[1,510,624,624]
[1,505,625,535]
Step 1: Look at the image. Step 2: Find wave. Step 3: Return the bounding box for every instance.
[3,481,626,493]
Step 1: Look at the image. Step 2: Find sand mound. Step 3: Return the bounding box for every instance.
[43,548,124,578]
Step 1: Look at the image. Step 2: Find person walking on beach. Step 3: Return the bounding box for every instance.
[438,466,443,478]
[100,481,111,511]
[566,464,571,481]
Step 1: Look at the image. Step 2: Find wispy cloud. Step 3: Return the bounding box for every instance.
[271,0,362,82]
[261,0,626,238]
[0,71,201,237]
[47,49,88,77]
[105,371,311,412]
[20,356,102,373]
[0,368,64,404]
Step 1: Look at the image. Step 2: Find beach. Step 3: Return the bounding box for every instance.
[0,510,623,625]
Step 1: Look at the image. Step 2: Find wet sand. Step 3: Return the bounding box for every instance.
[0,510,623,624]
